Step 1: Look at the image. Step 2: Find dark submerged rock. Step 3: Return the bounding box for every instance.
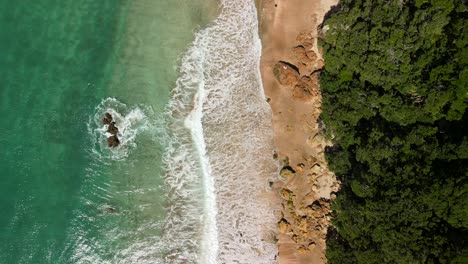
[103,112,113,125]
[103,113,120,148]
[104,206,118,214]
[107,121,119,135]
[107,135,120,147]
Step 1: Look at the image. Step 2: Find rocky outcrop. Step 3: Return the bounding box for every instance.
[278,218,291,233]
[107,135,120,148]
[293,45,317,66]
[257,0,341,261]
[293,73,320,101]
[296,31,322,69]
[279,183,335,255]
[269,30,340,261]
[273,61,300,87]
[296,31,315,50]
[103,112,113,125]
[280,166,296,179]
[107,122,119,135]
[273,34,323,102]
[103,113,120,147]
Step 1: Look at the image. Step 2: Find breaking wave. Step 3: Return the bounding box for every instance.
[161,0,278,263]
[88,97,150,160]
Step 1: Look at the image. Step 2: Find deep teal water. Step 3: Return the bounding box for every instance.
[0,0,217,263]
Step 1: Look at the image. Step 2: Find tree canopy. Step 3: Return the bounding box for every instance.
[320,0,468,263]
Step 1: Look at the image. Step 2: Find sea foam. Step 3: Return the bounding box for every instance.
[162,0,278,263]
[89,97,150,160]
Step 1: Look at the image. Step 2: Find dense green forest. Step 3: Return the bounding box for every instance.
[319,0,468,263]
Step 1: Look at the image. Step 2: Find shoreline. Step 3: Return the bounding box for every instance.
[256,0,340,263]
[165,1,279,262]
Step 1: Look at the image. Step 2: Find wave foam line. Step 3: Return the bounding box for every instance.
[162,0,278,263]
[162,30,217,263]
[184,77,219,264]
[201,1,278,263]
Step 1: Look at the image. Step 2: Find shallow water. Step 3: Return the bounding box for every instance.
[1,0,276,263]
[0,1,217,263]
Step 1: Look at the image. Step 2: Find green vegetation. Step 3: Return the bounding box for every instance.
[319,0,468,262]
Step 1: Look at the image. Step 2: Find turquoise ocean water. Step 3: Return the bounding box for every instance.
[0,1,217,263]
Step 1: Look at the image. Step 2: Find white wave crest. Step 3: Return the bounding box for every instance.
[162,0,278,263]
[89,98,150,160]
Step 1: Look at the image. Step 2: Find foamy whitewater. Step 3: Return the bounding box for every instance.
[90,98,150,160]
[163,1,278,263]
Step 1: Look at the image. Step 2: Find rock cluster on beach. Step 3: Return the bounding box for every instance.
[257,0,340,262]
[103,112,120,147]
[277,157,339,255]
[273,31,323,102]
[273,61,300,86]
[293,74,320,101]
[268,30,341,260]
[273,30,340,259]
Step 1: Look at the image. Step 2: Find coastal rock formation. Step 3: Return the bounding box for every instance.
[107,135,120,148]
[315,58,325,71]
[102,112,113,125]
[292,46,317,66]
[280,166,296,179]
[278,174,336,242]
[102,112,120,147]
[296,31,314,49]
[296,31,320,66]
[272,60,321,102]
[278,218,291,233]
[273,61,300,87]
[292,74,320,101]
[107,122,119,135]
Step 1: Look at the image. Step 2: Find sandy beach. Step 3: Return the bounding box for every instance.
[256,0,340,263]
